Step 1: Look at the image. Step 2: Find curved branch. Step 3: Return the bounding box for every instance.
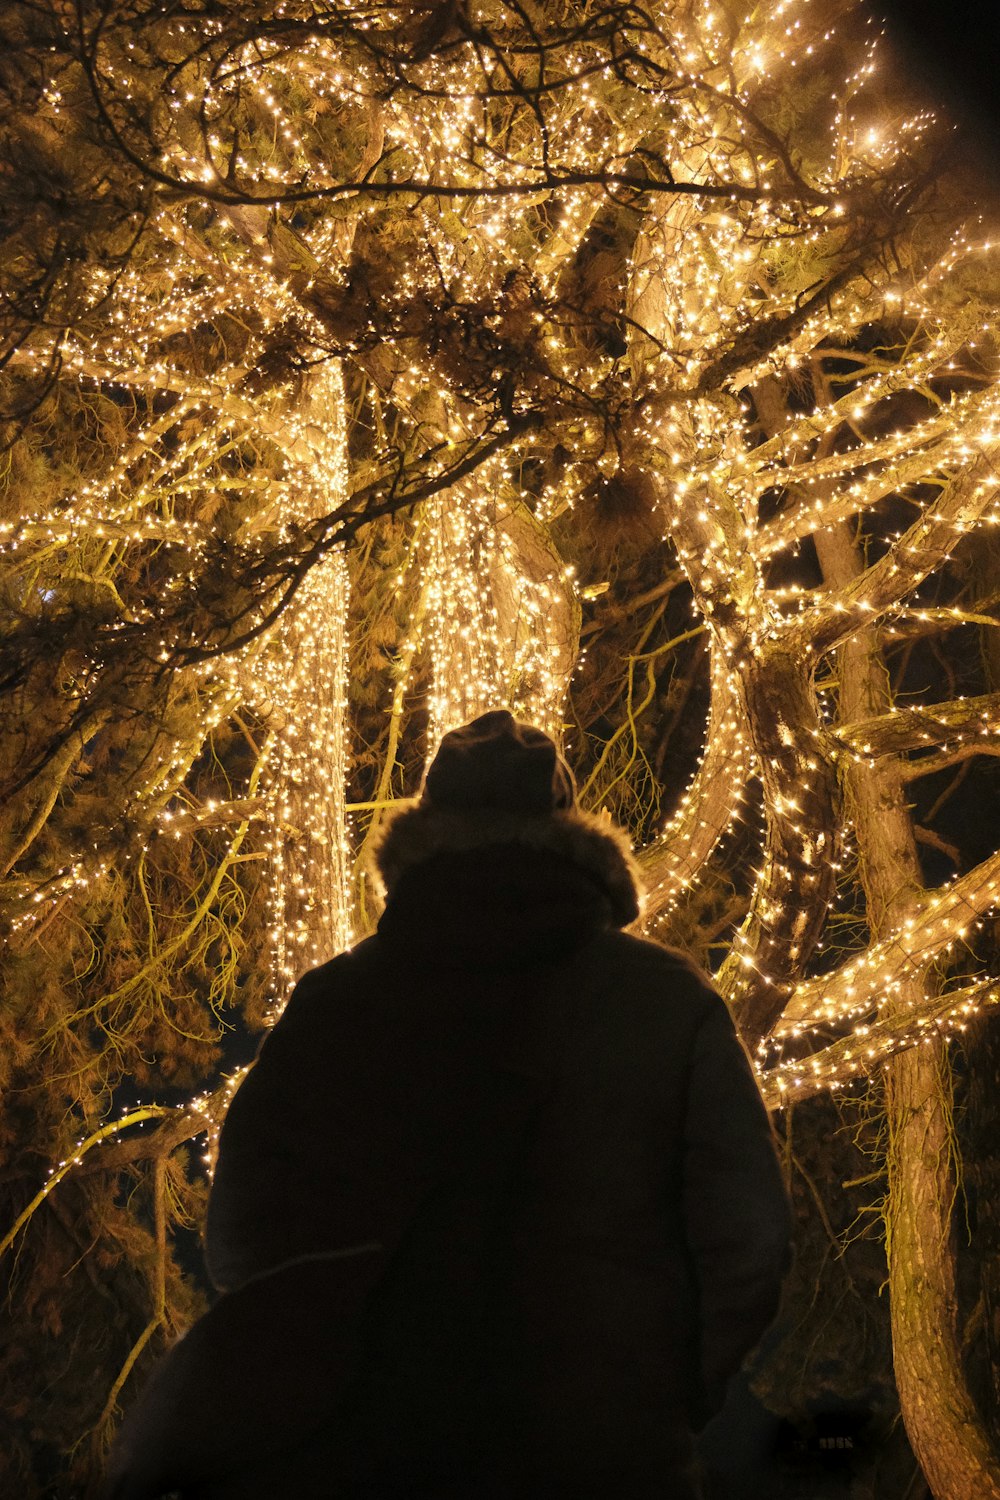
[0,1107,188,1262]
[779,846,1000,1034]
[639,642,747,918]
[835,691,1000,761]
[760,978,1000,1107]
[801,442,1000,657]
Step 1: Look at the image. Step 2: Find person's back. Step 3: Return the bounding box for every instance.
[108,711,791,1500]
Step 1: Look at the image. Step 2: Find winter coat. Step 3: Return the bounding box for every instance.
[106,806,791,1499]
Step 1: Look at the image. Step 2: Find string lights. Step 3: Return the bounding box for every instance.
[419,470,578,749]
[252,360,354,1012]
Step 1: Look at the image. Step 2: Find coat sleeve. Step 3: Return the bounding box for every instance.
[203,970,385,1293]
[680,988,792,1426]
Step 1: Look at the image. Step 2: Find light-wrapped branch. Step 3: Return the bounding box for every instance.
[804,443,1000,656]
[779,846,1000,1035]
[639,642,748,920]
[715,647,841,1047]
[760,977,1000,1107]
[835,692,1000,765]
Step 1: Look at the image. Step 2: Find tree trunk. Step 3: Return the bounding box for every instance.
[886,1042,1000,1497]
[967,1010,1000,1442]
[815,522,1000,1500]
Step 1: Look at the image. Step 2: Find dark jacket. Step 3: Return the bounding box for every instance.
[108,807,790,1498]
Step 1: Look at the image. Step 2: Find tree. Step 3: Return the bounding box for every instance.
[1,0,999,1493]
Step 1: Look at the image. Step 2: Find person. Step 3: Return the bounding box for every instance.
[107,710,791,1499]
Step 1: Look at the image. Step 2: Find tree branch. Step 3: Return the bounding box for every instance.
[801,443,1000,657]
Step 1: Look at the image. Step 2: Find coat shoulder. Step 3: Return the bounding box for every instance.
[588,928,722,1011]
[275,937,381,1023]
[559,929,733,1065]
[292,934,381,993]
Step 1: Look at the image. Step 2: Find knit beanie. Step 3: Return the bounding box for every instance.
[421,709,576,816]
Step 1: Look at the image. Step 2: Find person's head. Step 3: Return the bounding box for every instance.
[420,709,576,818]
[374,709,642,930]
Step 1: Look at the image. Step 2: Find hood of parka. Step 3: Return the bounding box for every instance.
[374,804,643,970]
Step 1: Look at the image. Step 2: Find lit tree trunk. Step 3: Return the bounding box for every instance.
[716,641,840,1047]
[968,530,1000,1442]
[887,1047,1000,1498]
[816,521,1000,1500]
[967,1010,1000,1439]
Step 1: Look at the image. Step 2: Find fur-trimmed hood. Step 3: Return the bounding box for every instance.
[374,802,643,930]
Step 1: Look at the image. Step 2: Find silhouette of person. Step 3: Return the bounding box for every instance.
[108,711,790,1499]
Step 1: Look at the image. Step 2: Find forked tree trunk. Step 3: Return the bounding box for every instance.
[816,522,1000,1500]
